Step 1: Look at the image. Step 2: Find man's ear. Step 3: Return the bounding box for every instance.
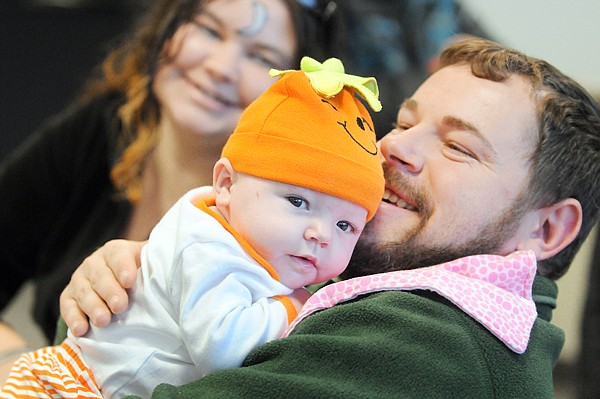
[517,198,582,260]
[213,158,237,217]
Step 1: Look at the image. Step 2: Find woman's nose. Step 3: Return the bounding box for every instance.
[204,41,241,83]
[379,129,426,174]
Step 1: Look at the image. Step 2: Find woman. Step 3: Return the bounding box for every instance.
[0,0,336,351]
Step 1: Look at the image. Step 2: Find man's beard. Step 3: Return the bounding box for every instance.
[342,196,530,279]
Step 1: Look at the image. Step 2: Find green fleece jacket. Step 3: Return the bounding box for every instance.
[110,262,562,398]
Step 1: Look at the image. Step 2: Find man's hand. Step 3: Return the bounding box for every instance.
[59,239,145,336]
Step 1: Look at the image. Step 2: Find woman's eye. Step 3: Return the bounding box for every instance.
[192,19,220,39]
[287,196,307,209]
[336,221,354,232]
[247,52,279,70]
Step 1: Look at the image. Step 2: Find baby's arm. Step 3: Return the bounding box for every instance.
[173,242,300,375]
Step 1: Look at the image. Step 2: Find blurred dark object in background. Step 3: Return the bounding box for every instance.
[0,0,144,161]
[335,0,490,138]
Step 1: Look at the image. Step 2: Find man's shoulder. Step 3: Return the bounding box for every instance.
[285,289,557,398]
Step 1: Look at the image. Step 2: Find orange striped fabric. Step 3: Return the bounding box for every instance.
[0,340,103,398]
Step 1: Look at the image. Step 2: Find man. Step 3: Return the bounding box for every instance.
[51,39,600,397]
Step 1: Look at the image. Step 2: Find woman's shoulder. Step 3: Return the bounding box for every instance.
[53,91,125,130]
[33,91,126,152]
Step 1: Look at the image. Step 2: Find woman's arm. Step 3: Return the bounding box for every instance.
[0,322,28,383]
[59,239,144,336]
[0,94,124,335]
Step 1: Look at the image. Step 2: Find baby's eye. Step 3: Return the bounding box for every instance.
[336,221,354,232]
[287,196,308,209]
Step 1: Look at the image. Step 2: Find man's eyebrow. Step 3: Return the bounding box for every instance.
[442,115,497,158]
[400,98,418,112]
[400,98,496,158]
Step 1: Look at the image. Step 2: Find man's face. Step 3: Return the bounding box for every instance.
[347,64,539,276]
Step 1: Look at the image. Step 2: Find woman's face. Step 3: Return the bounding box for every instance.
[153,0,297,140]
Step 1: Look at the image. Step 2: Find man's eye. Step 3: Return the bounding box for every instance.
[448,143,475,159]
[392,122,412,133]
[287,196,307,209]
[336,221,354,232]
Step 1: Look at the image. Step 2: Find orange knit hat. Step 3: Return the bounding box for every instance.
[222,57,384,221]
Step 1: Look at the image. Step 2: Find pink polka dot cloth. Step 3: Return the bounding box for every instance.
[283,250,538,354]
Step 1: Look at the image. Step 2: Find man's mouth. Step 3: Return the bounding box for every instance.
[382,188,418,211]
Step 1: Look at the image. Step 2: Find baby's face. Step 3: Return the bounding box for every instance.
[226,174,367,288]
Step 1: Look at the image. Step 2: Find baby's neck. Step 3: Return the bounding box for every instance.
[208,205,224,219]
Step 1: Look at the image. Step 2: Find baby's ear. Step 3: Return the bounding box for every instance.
[213,158,236,211]
[517,198,582,260]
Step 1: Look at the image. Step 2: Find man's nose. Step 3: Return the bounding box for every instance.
[379,129,426,174]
